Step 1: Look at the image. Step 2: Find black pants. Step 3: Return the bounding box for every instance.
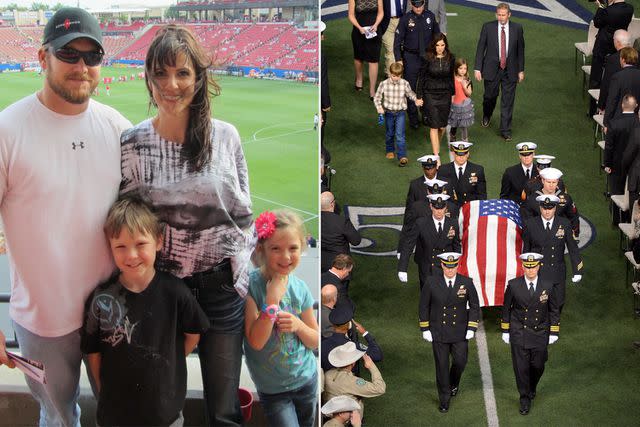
[510,344,548,404]
[403,52,423,127]
[184,260,245,426]
[432,340,468,405]
[483,68,517,136]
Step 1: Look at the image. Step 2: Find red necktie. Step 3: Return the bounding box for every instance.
[500,26,506,69]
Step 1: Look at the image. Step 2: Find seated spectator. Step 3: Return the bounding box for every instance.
[321,396,362,427]
[323,342,386,418]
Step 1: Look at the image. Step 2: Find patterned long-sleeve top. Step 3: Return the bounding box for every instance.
[120,118,256,296]
[373,77,418,112]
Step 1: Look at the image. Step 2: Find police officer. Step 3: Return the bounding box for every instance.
[438,141,488,206]
[419,252,480,413]
[522,195,583,312]
[521,167,580,238]
[398,194,461,290]
[321,301,384,371]
[501,253,560,416]
[394,0,439,129]
[322,342,387,418]
[522,154,566,198]
[500,142,539,205]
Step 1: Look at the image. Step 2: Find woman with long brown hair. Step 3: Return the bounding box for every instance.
[119,25,256,426]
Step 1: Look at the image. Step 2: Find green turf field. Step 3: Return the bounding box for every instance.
[323,2,640,425]
[0,67,319,236]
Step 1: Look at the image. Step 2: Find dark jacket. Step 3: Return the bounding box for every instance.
[474,19,525,82]
[321,211,361,271]
[439,161,488,206]
[500,163,539,204]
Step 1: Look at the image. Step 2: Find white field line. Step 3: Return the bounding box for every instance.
[476,311,500,427]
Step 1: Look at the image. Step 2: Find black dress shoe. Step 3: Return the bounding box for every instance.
[451,386,459,397]
[481,116,490,127]
[439,403,449,413]
[519,401,530,415]
[502,134,513,142]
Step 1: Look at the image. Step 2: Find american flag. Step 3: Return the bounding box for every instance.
[458,199,524,307]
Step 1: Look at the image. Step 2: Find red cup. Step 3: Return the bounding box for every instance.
[238,387,254,421]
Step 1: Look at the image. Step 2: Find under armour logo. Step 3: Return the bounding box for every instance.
[71,141,85,150]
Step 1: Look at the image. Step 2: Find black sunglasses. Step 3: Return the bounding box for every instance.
[53,47,103,66]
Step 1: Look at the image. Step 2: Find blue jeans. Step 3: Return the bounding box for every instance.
[258,373,318,427]
[183,260,245,426]
[384,110,406,158]
[13,321,82,427]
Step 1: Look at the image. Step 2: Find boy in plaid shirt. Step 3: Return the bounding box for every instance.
[374,62,423,166]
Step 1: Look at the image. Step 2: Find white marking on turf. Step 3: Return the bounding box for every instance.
[252,194,317,219]
[476,312,500,427]
[243,122,313,145]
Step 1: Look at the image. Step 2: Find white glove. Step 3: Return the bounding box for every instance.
[548,335,559,345]
[571,274,582,283]
[422,330,433,342]
[502,332,510,344]
[398,272,408,283]
[396,252,401,260]
[465,330,475,340]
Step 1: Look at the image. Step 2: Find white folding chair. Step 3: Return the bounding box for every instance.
[592,114,604,146]
[611,178,630,224]
[581,65,591,94]
[575,20,597,74]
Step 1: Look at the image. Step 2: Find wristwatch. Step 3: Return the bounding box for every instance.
[261,304,280,322]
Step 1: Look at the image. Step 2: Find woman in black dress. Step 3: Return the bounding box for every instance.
[348,0,383,99]
[416,33,455,158]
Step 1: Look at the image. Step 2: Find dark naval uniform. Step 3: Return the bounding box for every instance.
[521,190,580,237]
[419,273,480,407]
[439,161,487,206]
[502,276,560,412]
[404,174,455,209]
[398,216,460,288]
[522,175,565,199]
[500,163,539,205]
[394,8,439,128]
[522,217,583,308]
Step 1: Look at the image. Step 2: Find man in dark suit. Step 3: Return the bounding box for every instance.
[439,142,487,206]
[605,94,638,195]
[521,167,580,238]
[522,195,584,311]
[622,125,640,210]
[589,0,634,115]
[597,29,631,113]
[398,194,461,289]
[604,47,640,127]
[473,2,525,141]
[501,253,560,416]
[321,254,355,304]
[321,191,362,271]
[500,142,538,205]
[405,154,450,208]
[419,252,480,413]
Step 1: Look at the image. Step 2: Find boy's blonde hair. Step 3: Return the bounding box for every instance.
[389,62,404,77]
[104,196,164,240]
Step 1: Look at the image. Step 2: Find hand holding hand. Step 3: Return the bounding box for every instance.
[466,330,475,340]
[571,274,582,284]
[398,272,408,283]
[276,311,302,333]
[548,335,559,345]
[502,332,510,344]
[422,330,433,342]
[415,99,424,107]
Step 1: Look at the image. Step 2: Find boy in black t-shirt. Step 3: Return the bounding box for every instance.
[82,197,209,426]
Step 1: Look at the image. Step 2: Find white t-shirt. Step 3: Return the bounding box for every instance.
[0,94,132,337]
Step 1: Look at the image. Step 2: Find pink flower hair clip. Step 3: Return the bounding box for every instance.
[255,211,277,240]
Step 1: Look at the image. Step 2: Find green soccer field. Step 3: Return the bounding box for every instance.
[0,67,319,236]
[323,1,640,425]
